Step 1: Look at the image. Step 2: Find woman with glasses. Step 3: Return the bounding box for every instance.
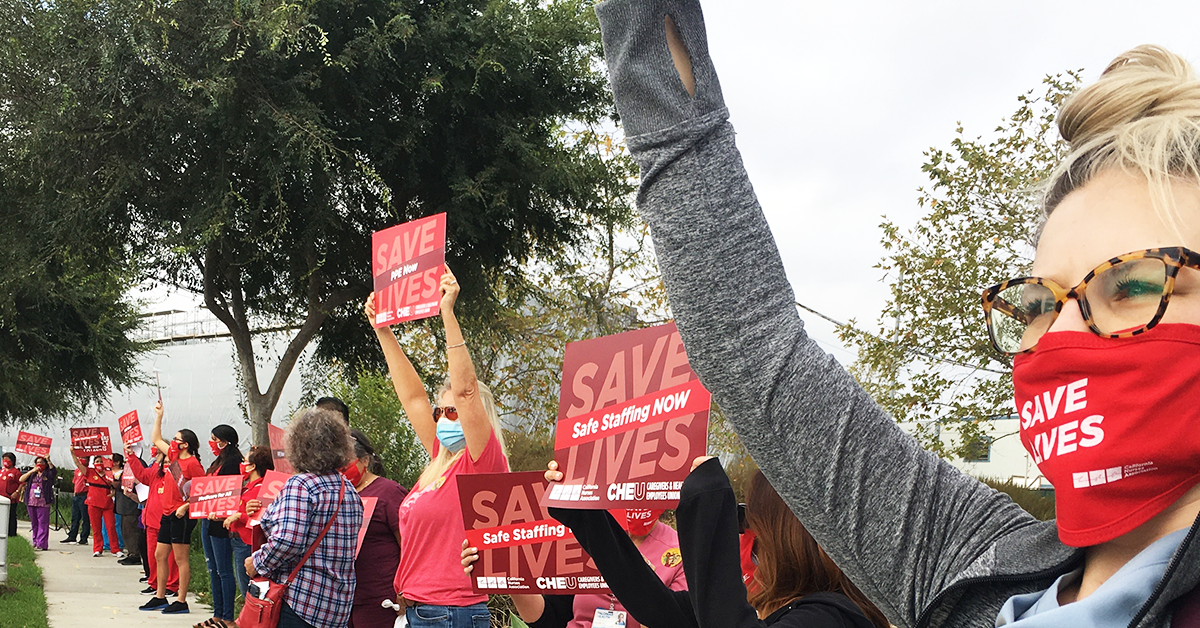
[366,264,510,628]
[141,400,205,615]
[590,1,1200,625]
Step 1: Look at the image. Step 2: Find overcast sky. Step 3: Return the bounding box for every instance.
[142,0,1200,366]
[687,0,1200,362]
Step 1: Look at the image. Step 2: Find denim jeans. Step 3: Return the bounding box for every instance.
[406,602,491,628]
[67,493,90,541]
[200,520,237,621]
[231,535,252,597]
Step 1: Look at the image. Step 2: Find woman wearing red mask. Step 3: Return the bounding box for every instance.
[344,429,408,628]
[592,2,1200,625]
[125,442,181,599]
[0,453,21,540]
[19,456,56,551]
[224,445,274,598]
[141,400,204,615]
[73,452,120,557]
[197,424,244,628]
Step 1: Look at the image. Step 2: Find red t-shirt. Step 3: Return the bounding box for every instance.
[73,468,88,494]
[0,466,21,500]
[84,468,114,509]
[394,432,508,605]
[158,455,205,514]
[231,477,263,546]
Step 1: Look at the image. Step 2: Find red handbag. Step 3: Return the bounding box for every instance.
[237,480,345,628]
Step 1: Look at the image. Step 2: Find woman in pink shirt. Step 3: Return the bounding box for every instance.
[366,265,510,628]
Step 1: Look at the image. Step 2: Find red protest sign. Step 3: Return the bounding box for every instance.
[371,213,447,328]
[121,467,137,493]
[250,470,292,525]
[355,497,379,558]
[459,471,608,595]
[15,431,52,457]
[70,427,113,458]
[542,322,710,510]
[267,424,295,475]
[189,475,242,519]
[118,410,144,446]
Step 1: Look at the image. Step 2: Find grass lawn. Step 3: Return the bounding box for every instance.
[0,534,49,628]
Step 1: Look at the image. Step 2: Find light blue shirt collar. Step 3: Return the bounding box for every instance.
[996,527,1188,627]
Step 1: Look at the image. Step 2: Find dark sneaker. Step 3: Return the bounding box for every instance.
[118,556,141,565]
[139,576,149,583]
[140,597,169,611]
[141,587,156,595]
[60,537,76,544]
[76,539,88,546]
[166,590,177,598]
[161,601,190,615]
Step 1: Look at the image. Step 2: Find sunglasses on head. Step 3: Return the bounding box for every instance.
[432,406,458,421]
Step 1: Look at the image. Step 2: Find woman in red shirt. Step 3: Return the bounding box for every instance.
[125,443,181,597]
[73,453,120,557]
[139,400,205,615]
[223,445,274,600]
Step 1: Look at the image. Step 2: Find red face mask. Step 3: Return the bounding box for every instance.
[1,460,11,469]
[341,460,364,486]
[168,441,181,462]
[609,509,664,536]
[209,440,224,457]
[239,462,252,480]
[36,463,46,472]
[1013,324,1200,547]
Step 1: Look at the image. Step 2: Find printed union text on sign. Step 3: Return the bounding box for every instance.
[118,410,144,446]
[15,431,52,457]
[70,427,113,458]
[541,321,710,510]
[458,471,608,595]
[371,213,447,328]
[189,475,243,519]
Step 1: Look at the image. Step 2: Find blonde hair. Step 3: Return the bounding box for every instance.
[1044,45,1200,233]
[416,380,507,488]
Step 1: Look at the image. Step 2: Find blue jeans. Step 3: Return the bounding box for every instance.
[406,603,491,628]
[114,513,125,549]
[67,493,90,541]
[231,535,252,597]
[200,520,236,620]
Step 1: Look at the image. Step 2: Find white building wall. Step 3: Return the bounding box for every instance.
[899,417,1052,491]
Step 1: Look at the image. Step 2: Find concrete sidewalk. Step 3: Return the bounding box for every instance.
[17,519,213,627]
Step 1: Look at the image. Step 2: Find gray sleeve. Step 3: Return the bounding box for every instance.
[593,1,1040,625]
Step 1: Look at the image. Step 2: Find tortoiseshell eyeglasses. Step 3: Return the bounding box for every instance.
[981,247,1200,355]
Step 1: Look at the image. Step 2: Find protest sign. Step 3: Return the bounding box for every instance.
[118,410,144,446]
[371,213,447,328]
[249,470,292,525]
[354,497,379,558]
[189,475,242,519]
[459,471,608,594]
[15,431,52,457]
[121,467,137,494]
[70,427,113,458]
[542,322,710,510]
[267,424,295,475]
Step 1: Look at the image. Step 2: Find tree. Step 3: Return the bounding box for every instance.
[838,72,1081,458]
[0,0,629,443]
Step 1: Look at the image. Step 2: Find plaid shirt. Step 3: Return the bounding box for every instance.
[253,472,363,628]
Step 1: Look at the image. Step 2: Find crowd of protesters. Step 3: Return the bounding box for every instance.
[8,1,1200,624]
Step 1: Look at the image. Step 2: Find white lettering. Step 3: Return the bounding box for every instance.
[1021,400,1034,429]
[1056,420,1079,456]
[1065,378,1088,413]
[1042,386,1066,421]
[1079,415,1105,448]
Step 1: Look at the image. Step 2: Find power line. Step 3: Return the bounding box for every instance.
[793,301,1008,376]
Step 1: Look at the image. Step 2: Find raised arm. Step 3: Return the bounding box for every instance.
[438,266,492,461]
[150,400,170,456]
[592,1,1051,625]
[365,293,436,456]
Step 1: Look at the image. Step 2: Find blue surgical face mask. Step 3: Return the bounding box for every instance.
[436,419,466,453]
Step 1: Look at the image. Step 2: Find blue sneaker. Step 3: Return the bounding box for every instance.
[161,601,189,614]
[139,597,169,611]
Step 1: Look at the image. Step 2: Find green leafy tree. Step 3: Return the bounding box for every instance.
[838,72,1081,458]
[324,369,428,488]
[0,0,629,442]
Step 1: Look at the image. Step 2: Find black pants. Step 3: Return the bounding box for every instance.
[67,493,90,541]
[6,504,17,538]
[120,511,140,558]
[139,525,150,576]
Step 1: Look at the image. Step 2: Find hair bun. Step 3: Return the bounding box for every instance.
[1058,45,1200,146]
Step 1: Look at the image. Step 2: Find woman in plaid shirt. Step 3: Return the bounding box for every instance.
[248,408,364,628]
